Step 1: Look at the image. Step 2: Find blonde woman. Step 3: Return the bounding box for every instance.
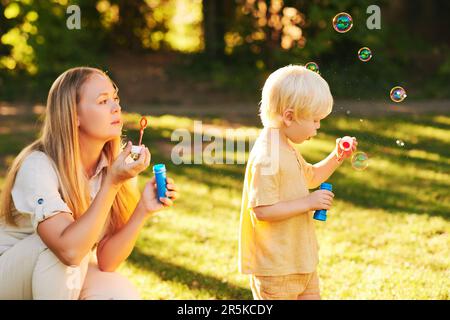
[0,67,179,299]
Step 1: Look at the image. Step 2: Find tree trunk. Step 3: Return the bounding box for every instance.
[202,0,228,58]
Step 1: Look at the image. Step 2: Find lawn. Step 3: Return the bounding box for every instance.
[0,108,449,299]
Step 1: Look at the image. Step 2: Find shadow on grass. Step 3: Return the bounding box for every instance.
[143,121,450,220]
[1,113,449,221]
[329,171,450,220]
[320,121,450,173]
[128,247,252,300]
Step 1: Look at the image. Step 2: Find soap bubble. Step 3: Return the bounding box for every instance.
[333,12,353,33]
[390,86,407,103]
[305,62,320,73]
[351,152,369,171]
[396,139,405,147]
[358,47,372,62]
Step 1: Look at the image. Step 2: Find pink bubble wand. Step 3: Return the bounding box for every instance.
[337,136,354,161]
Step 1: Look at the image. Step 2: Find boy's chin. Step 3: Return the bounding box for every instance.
[291,137,309,144]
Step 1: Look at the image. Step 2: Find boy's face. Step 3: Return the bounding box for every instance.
[282,110,323,143]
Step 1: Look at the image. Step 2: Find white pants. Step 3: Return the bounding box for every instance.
[0,233,141,300]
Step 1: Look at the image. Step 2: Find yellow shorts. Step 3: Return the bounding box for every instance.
[250,271,320,300]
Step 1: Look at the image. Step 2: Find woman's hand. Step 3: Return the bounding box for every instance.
[106,141,151,187]
[137,176,179,216]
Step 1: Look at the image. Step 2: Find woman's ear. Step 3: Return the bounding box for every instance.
[282,109,295,127]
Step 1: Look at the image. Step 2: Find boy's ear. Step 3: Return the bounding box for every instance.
[282,109,295,127]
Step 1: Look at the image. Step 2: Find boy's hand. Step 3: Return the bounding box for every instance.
[306,189,334,211]
[335,137,358,161]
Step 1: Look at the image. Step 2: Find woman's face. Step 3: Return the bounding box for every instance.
[77,73,123,142]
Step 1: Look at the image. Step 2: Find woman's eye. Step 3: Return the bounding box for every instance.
[114,96,120,102]
[99,100,107,105]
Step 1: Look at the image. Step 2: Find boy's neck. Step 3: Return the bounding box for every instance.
[265,127,293,150]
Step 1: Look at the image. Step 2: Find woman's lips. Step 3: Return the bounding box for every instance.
[111,120,121,125]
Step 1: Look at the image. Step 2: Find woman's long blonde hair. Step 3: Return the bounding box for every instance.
[0,67,140,234]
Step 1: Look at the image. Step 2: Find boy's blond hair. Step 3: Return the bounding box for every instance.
[259,64,333,128]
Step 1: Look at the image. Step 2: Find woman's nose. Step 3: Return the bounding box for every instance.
[111,101,121,113]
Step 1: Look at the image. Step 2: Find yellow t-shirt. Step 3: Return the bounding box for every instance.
[239,129,319,276]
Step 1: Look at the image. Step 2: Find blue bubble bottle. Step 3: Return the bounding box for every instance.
[313,183,333,221]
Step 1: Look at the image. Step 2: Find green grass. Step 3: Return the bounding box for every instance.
[0,111,449,299]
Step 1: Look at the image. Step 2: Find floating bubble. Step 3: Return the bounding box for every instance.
[358,47,372,62]
[396,139,405,147]
[359,119,364,122]
[333,12,353,33]
[390,86,407,103]
[346,110,351,115]
[351,152,369,171]
[305,62,320,73]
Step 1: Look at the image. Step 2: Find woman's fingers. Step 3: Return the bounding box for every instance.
[159,197,173,207]
[127,145,149,173]
[146,148,151,167]
[142,146,151,168]
[166,190,178,200]
[166,177,175,184]
[118,141,133,161]
[166,183,178,192]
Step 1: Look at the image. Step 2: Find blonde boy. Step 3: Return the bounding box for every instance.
[239,65,357,300]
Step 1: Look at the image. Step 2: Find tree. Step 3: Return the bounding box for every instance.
[202,0,234,58]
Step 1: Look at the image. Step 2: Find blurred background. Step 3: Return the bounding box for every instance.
[1,0,449,104]
[0,0,449,299]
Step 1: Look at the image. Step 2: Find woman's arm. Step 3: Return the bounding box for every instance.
[37,143,151,266]
[96,177,178,272]
[37,176,121,266]
[95,203,148,272]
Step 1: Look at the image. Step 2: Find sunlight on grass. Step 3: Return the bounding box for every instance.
[1,111,449,299]
[118,113,449,299]
[433,115,450,126]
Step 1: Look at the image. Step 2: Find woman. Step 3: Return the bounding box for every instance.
[0,67,178,299]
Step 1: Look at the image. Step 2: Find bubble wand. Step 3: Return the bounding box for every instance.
[130,116,148,160]
[337,136,354,161]
[138,117,148,146]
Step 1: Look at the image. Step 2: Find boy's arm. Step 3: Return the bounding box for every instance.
[309,150,343,188]
[309,137,358,188]
[253,189,334,222]
[253,197,312,222]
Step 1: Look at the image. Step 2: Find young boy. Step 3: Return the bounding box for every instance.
[239,65,357,300]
